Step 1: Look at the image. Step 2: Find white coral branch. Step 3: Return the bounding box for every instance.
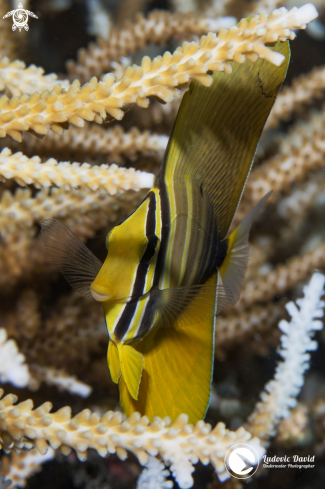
[30,366,92,398]
[5,447,55,488]
[137,457,173,489]
[0,58,70,97]
[0,329,30,388]
[247,272,325,443]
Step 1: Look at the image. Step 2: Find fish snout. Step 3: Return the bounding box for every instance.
[90,282,115,302]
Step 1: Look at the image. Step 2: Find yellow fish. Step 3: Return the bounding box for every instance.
[42,41,289,424]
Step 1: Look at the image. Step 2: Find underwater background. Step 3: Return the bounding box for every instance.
[0,0,325,488]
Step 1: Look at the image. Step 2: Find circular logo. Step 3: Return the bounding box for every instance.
[224,443,259,479]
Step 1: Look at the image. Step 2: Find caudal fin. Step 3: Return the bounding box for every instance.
[219,192,271,305]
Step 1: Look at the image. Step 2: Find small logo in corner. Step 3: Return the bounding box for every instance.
[3,3,38,32]
[224,443,259,479]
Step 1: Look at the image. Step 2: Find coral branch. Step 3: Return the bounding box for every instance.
[1,448,55,488]
[9,125,168,162]
[136,457,173,489]
[234,243,325,311]
[235,108,325,225]
[67,10,236,82]
[215,301,286,351]
[0,390,265,488]
[0,330,30,388]
[0,185,146,236]
[0,5,317,141]
[247,272,325,443]
[0,147,154,192]
[0,58,70,97]
[266,65,325,129]
[30,366,92,398]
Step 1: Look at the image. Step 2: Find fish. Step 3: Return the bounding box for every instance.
[42,40,290,424]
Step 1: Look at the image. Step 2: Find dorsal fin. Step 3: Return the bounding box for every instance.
[41,218,102,298]
[157,41,290,240]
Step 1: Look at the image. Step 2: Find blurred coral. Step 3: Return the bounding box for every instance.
[0,1,325,488]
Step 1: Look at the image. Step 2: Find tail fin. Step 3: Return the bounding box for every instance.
[219,192,271,305]
[118,344,144,400]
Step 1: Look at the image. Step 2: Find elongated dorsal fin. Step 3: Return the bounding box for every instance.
[157,41,290,240]
[41,218,102,298]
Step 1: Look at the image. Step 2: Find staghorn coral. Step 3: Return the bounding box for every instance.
[0,1,325,488]
[0,58,70,98]
[0,147,154,192]
[247,272,325,443]
[0,5,317,141]
[265,65,325,129]
[0,389,264,488]
[6,124,168,163]
[0,330,30,389]
[29,366,93,398]
[136,456,173,489]
[1,447,55,488]
[67,10,236,82]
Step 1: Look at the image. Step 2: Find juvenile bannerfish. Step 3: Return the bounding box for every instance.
[42,40,290,424]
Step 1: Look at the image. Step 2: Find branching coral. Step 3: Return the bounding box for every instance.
[247,272,325,443]
[0,186,145,235]
[66,10,237,82]
[265,64,325,129]
[0,330,30,388]
[1,447,55,488]
[0,1,324,488]
[0,5,317,141]
[8,125,168,163]
[0,147,154,192]
[136,456,173,489]
[29,366,92,398]
[0,58,70,98]
[0,389,264,488]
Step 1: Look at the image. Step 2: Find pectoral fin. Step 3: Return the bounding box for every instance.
[118,344,144,400]
[41,218,102,298]
[152,283,231,328]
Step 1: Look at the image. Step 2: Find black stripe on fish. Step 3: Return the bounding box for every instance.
[115,192,157,340]
[136,184,170,339]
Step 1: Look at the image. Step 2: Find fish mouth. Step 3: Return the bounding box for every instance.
[90,290,112,302]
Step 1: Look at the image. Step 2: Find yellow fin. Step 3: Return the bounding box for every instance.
[158,41,290,240]
[107,341,121,384]
[119,344,144,400]
[219,192,271,305]
[119,272,218,423]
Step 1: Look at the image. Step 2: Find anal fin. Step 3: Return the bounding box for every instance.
[118,272,218,423]
[118,344,144,400]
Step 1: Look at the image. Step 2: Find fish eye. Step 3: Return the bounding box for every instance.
[140,234,160,264]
